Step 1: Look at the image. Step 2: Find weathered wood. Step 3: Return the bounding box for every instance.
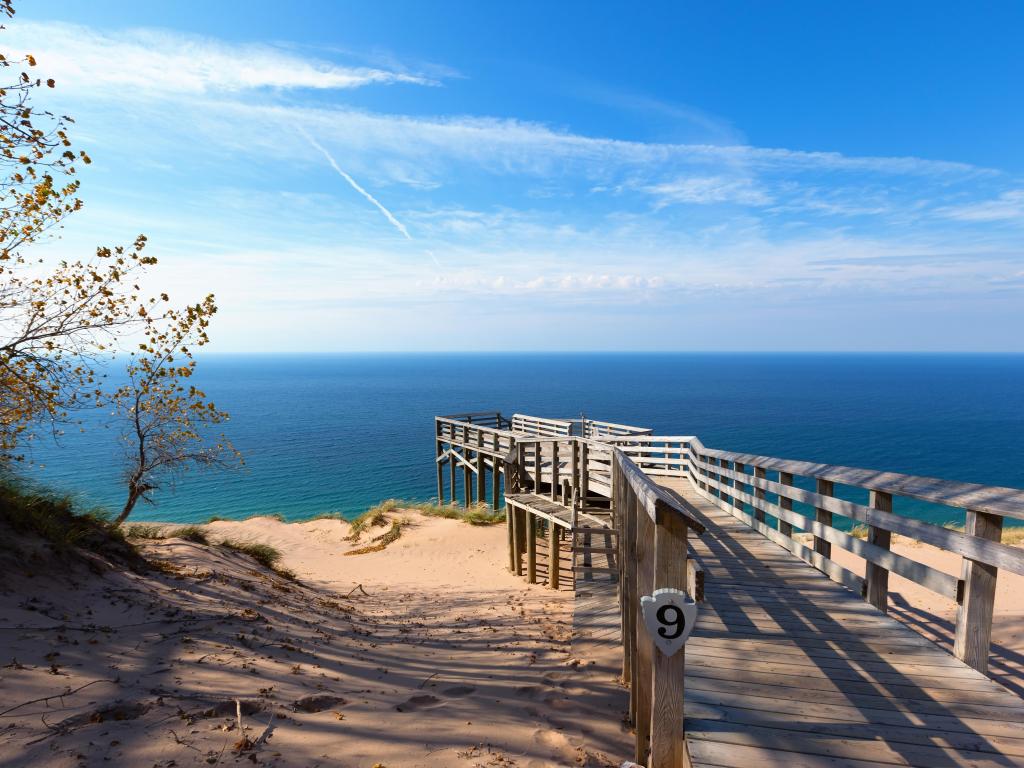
[634,489,656,766]
[779,470,795,538]
[492,435,501,510]
[954,510,1002,674]
[649,509,689,768]
[526,511,537,584]
[866,490,893,612]
[701,455,1024,575]
[753,466,767,524]
[550,441,560,502]
[476,432,486,505]
[449,445,457,504]
[548,513,560,589]
[687,559,705,603]
[815,478,834,559]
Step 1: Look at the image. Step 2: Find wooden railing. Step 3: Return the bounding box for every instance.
[683,437,1024,674]
[436,412,1024,678]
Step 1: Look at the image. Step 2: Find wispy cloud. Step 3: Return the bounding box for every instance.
[939,190,1024,222]
[4,21,440,94]
[299,127,412,240]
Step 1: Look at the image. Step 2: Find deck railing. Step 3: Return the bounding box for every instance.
[435,412,1024,677]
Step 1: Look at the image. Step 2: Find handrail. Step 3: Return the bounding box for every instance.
[435,410,1024,675]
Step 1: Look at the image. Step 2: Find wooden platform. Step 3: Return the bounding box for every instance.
[579,476,1024,767]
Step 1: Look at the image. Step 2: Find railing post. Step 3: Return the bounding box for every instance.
[754,466,767,523]
[526,510,537,584]
[954,510,1002,673]
[492,434,501,511]
[550,441,560,501]
[548,515,560,590]
[650,505,689,768]
[815,478,834,559]
[732,461,746,518]
[579,441,589,505]
[463,425,472,508]
[476,431,486,506]
[633,496,656,765]
[779,471,795,536]
[865,490,893,612]
[449,442,457,505]
[533,442,542,494]
[435,420,444,504]
[505,440,518,573]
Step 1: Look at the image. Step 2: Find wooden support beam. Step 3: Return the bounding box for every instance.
[435,431,444,505]
[650,508,689,768]
[533,443,542,495]
[754,466,767,524]
[548,516,559,589]
[492,434,501,511]
[866,490,893,612]
[815,478,834,559]
[515,507,526,576]
[526,512,537,584]
[634,492,656,766]
[550,441,560,501]
[778,470,794,538]
[449,448,457,505]
[954,510,1002,674]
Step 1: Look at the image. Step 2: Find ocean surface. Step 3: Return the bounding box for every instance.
[21,353,1024,526]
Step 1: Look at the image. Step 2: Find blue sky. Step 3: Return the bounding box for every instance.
[8,1,1024,351]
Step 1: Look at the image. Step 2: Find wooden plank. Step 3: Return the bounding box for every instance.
[866,490,892,613]
[650,509,689,768]
[633,490,656,766]
[548,516,560,590]
[954,510,1003,674]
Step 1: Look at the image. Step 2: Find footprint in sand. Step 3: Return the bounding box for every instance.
[395,694,444,712]
[441,685,475,697]
[532,728,577,762]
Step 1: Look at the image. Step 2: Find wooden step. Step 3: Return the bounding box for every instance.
[571,546,618,554]
[573,565,619,574]
[573,526,618,535]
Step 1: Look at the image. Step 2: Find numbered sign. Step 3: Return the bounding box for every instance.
[640,588,698,657]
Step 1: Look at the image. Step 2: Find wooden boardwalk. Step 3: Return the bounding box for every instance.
[434,412,1024,767]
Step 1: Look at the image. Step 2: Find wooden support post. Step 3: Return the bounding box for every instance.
[506,505,515,572]
[449,449,457,505]
[463,426,471,507]
[579,441,589,505]
[435,426,444,505]
[550,441,560,501]
[492,435,501,511]
[548,518,560,589]
[650,507,689,768]
[779,471,795,537]
[621,483,635,689]
[866,490,893,612]
[732,461,746,517]
[633,502,656,766]
[526,512,537,584]
[570,440,579,503]
[954,510,1002,674]
[533,443,543,495]
[754,466,767,524]
[476,433,486,507]
[515,507,526,576]
[815,478,834,559]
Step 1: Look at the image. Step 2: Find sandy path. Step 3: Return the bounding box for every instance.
[0,514,627,767]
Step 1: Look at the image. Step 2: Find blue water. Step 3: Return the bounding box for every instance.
[22,353,1024,525]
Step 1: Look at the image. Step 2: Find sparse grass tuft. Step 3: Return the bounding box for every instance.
[219,539,295,580]
[944,521,1024,547]
[126,524,166,540]
[346,504,393,541]
[345,520,404,556]
[418,502,505,526]
[206,515,224,523]
[0,476,142,567]
[172,525,209,544]
[848,525,870,540]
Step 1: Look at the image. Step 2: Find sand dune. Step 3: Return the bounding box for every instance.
[0,512,627,767]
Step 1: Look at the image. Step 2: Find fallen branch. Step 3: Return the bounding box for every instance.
[0,678,118,718]
[345,583,370,598]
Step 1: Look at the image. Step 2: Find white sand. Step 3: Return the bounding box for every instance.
[0,512,628,767]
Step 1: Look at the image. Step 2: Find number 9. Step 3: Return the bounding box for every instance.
[655,604,685,640]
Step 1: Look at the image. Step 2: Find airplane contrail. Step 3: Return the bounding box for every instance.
[298,126,412,240]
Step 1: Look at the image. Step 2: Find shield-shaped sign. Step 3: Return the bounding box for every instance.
[640,588,698,657]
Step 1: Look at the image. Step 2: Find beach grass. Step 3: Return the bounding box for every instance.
[0,476,140,565]
[220,538,295,579]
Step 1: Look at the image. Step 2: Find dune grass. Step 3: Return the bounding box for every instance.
[0,476,143,567]
[220,539,295,580]
[172,525,209,544]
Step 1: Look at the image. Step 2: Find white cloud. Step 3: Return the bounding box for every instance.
[4,21,437,95]
[939,190,1024,222]
[642,176,772,208]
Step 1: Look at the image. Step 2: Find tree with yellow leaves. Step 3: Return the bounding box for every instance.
[112,294,241,525]
[0,2,161,459]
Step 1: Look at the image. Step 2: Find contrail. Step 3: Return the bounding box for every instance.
[298,126,411,240]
